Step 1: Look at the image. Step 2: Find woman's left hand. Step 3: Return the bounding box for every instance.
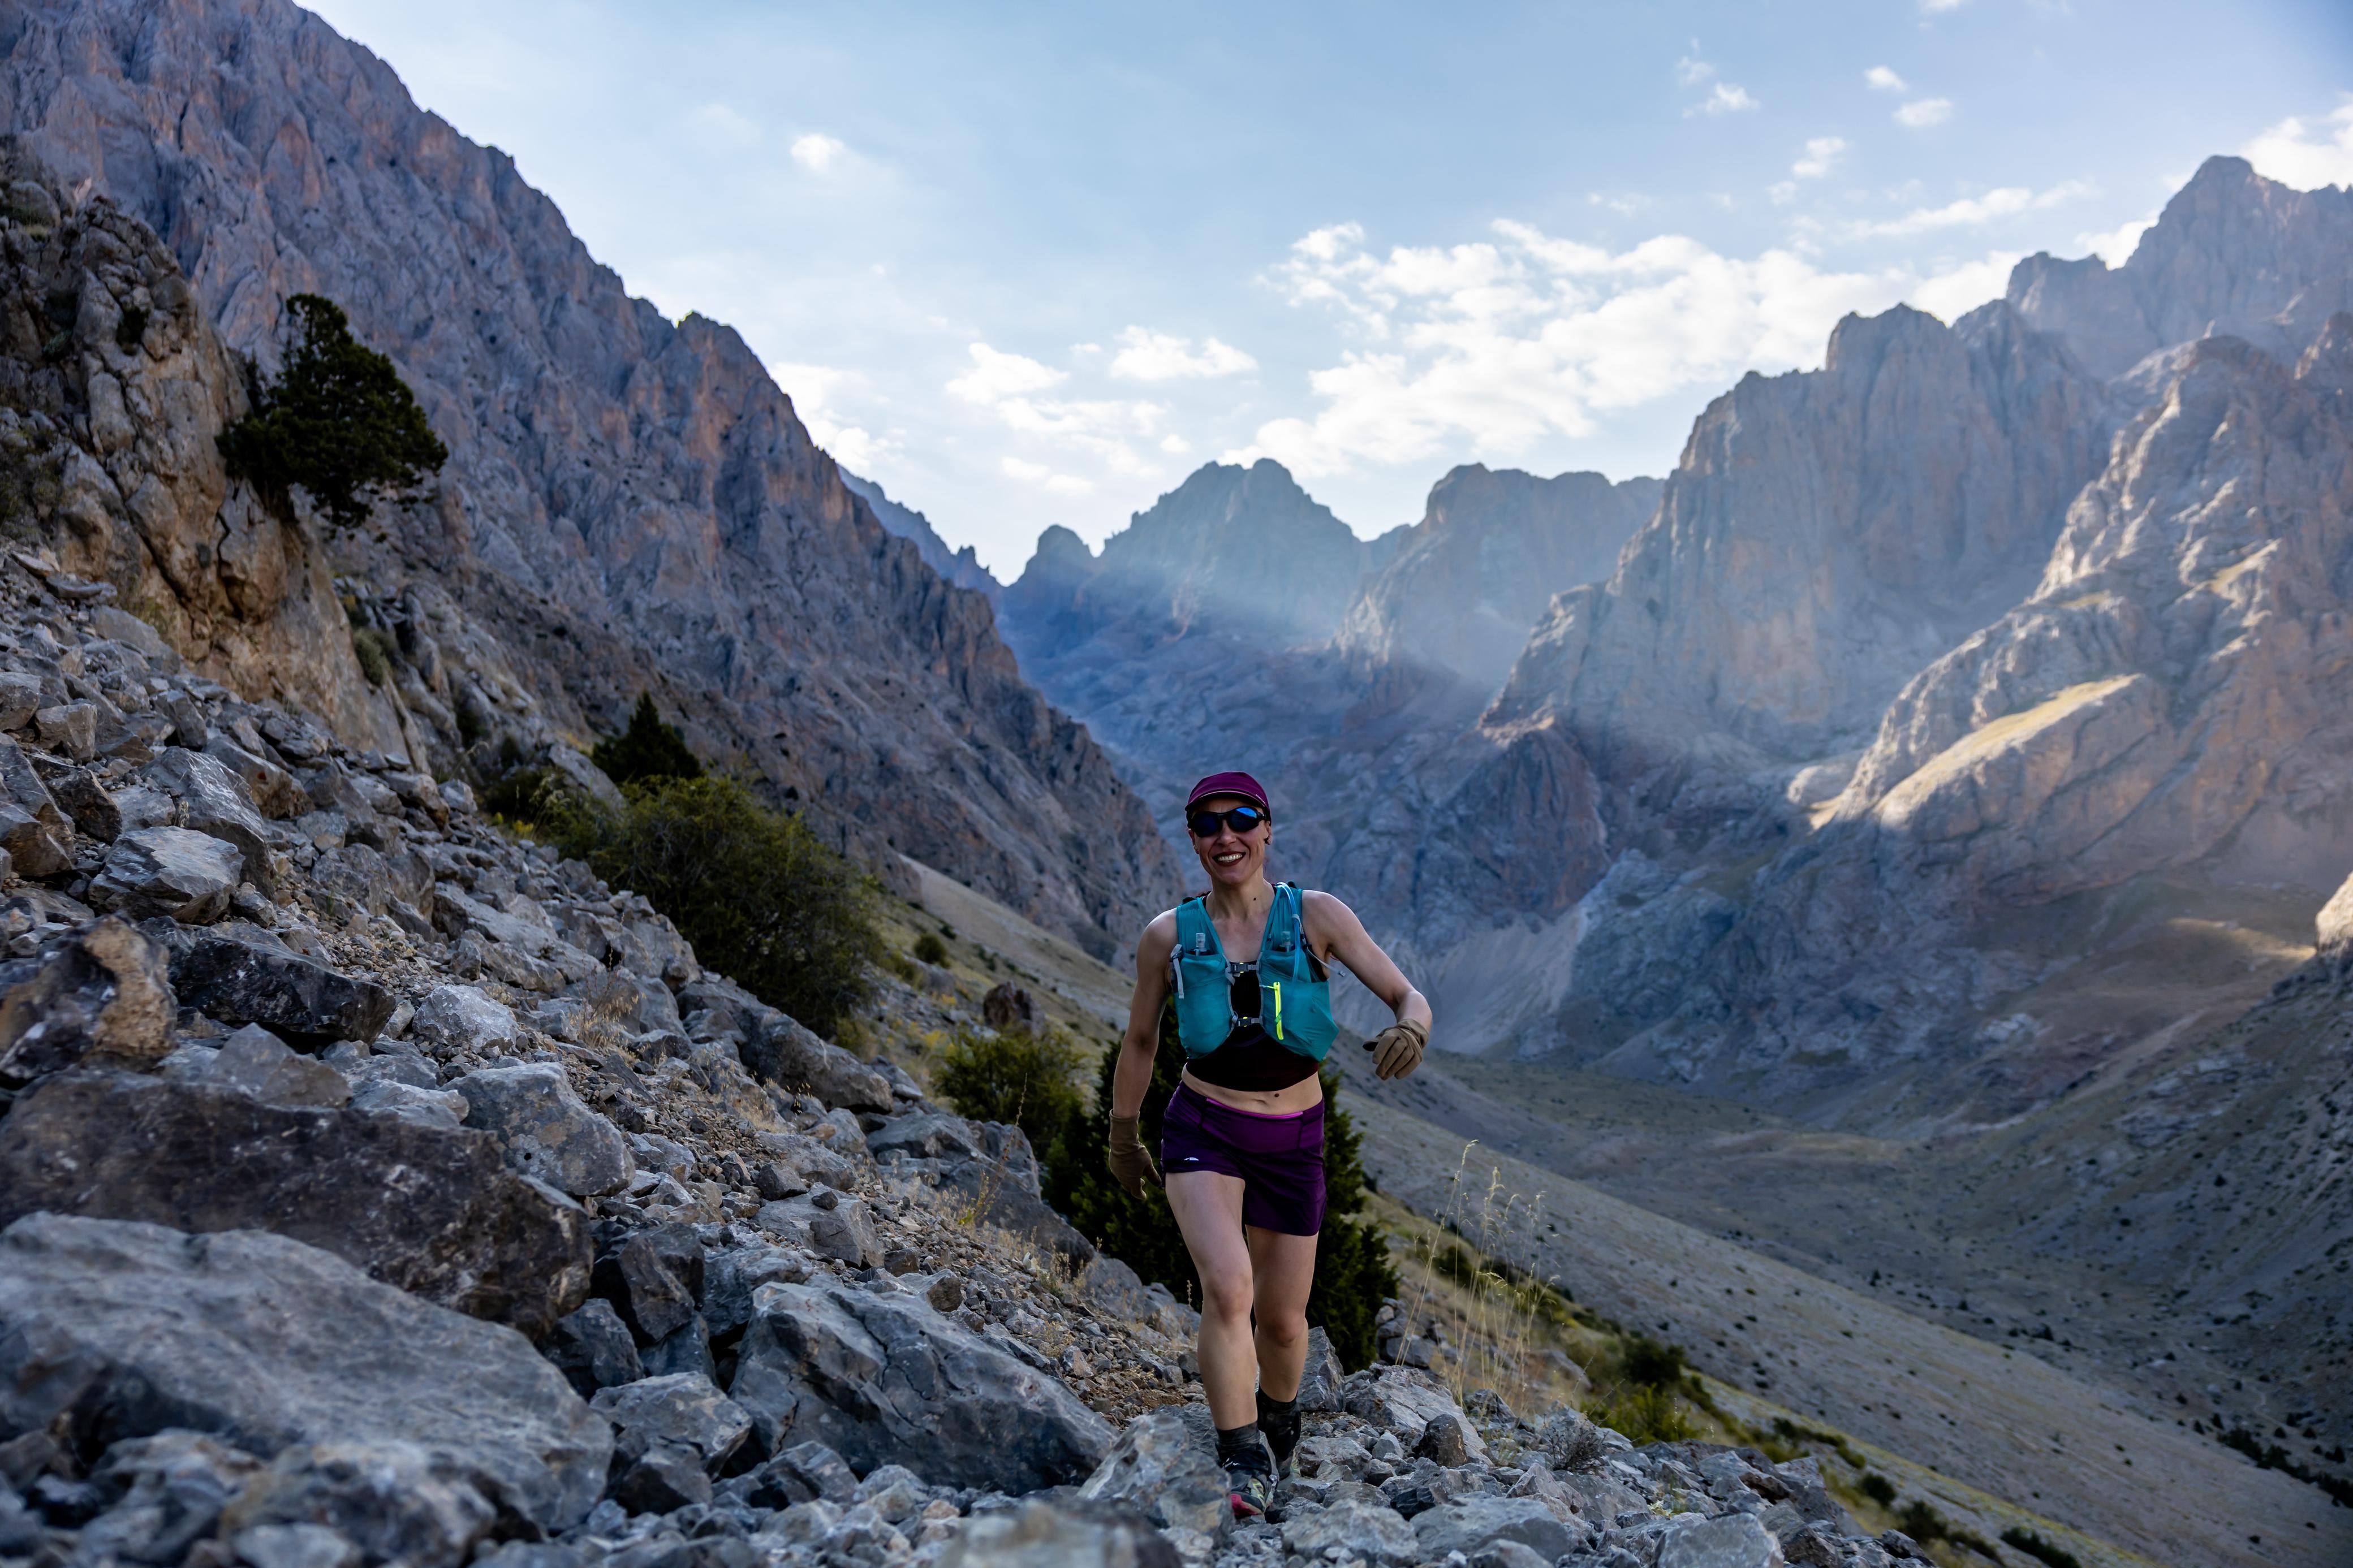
[1368,1018,1427,1080]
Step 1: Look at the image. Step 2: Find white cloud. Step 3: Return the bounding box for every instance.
[1792,136,1847,179]
[2243,101,2353,191]
[1001,456,1093,496]
[1911,252,2020,321]
[947,343,1065,404]
[691,103,761,146]
[1768,180,1799,205]
[1160,433,1192,455]
[1919,0,1969,12]
[770,361,898,472]
[1693,83,1760,117]
[1895,97,1954,128]
[790,132,847,172]
[1674,53,1716,87]
[1234,219,2018,479]
[1865,66,1908,93]
[1107,328,1257,381]
[2078,214,2154,266]
[1848,180,2090,238]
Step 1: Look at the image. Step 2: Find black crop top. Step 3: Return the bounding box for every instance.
[1183,954,1327,1092]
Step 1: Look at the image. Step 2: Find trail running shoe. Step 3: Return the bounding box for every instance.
[1223,1445,1277,1519]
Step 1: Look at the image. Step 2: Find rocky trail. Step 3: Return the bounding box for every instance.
[0,539,1999,1568]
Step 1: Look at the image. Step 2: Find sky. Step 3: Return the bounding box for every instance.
[305,0,2353,579]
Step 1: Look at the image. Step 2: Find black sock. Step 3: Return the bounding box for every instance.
[1216,1420,1269,1472]
[1257,1390,1300,1462]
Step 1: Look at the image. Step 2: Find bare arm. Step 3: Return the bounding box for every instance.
[1304,891,1433,1035]
[1110,912,1178,1118]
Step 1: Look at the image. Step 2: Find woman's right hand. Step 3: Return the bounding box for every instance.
[1107,1113,1162,1196]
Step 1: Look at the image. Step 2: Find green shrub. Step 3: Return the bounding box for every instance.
[219,293,447,528]
[592,693,704,788]
[544,774,881,1038]
[351,625,394,686]
[934,1024,1086,1158]
[2001,1527,2083,1568]
[1041,1005,1398,1369]
[1859,1474,1897,1506]
[1621,1333,1689,1388]
[1585,1384,1694,1445]
[912,932,948,966]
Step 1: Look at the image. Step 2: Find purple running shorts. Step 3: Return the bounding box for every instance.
[1159,1081,1327,1236]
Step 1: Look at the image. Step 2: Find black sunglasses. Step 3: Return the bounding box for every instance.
[1187,805,1266,838]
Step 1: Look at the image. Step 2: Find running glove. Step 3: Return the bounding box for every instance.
[1367,1017,1428,1080]
[1107,1113,1162,1195]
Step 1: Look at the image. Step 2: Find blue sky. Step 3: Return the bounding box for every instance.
[308,0,2352,578]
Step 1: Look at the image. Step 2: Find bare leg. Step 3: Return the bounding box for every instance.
[1247,1226,1320,1401]
[1166,1169,1258,1428]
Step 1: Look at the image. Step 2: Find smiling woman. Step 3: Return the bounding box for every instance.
[1104,768,1432,1518]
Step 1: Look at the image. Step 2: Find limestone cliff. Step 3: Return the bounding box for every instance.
[0,0,1174,956]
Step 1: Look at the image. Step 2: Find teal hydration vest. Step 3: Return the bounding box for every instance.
[1170,883,1336,1062]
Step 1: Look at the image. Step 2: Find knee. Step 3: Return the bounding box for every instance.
[1257,1307,1307,1351]
[1199,1270,1255,1325]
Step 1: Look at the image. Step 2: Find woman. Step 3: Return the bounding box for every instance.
[1105,770,1432,1518]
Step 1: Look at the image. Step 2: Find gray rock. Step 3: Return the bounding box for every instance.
[1298,1326,1346,1413]
[148,921,396,1044]
[589,1373,753,1474]
[703,1242,815,1336]
[77,1431,262,1565]
[1415,1411,1475,1466]
[741,1012,893,1112]
[0,915,175,1091]
[752,1190,882,1267]
[607,1440,710,1514]
[640,1315,716,1381]
[453,1063,633,1197]
[48,766,123,840]
[0,735,69,875]
[206,1022,350,1107]
[866,1109,981,1161]
[410,984,520,1053]
[231,1522,362,1568]
[723,1440,859,1510]
[1537,1406,1608,1471]
[1282,1498,1419,1564]
[204,736,305,820]
[1414,1496,1578,1561]
[1656,1512,1787,1567]
[34,701,95,759]
[1076,1255,1153,1321]
[1343,1366,1483,1455]
[730,1278,1114,1492]
[545,1299,644,1397]
[0,672,42,732]
[1078,1405,1232,1537]
[939,1499,1179,1568]
[88,827,244,923]
[220,1442,498,1568]
[347,1076,469,1130]
[144,747,274,896]
[590,1225,703,1344]
[0,1072,591,1334]
[0,1214,611,1531]
[1470,1544,1552,1568]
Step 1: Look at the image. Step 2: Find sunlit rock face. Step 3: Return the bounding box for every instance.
[0,0,1175,957]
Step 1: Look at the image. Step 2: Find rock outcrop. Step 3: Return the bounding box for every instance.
[0,1,1175,958]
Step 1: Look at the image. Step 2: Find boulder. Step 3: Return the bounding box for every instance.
[545,1299,644,1398]
[1077,1404,1231,1537]
[938,1500,1178,1568]
[87,827,243,923]
[32,701,94,761]
[218,1442,498,1568]
[347,1077,468,1130]
[452,1063,634,1196]
[1343,1366,1484,1456]
[1656,1512,1788,1568]
[0,1072,590,1334]
[865,1109,981,1162]
[0,673,41,732]
[1413,1496,1578,1561]
[589,1373,753,1475]
[410,984,520,1054]
[0,1213,611,1531]
[1281,1499,1419,1565]
[590,1224,704,1345]
[203,736,305,820]
[1298,1326,1346,1413]
[1536,1405,1607,1471]
[47,767,122,840]
[741,1011,893,1112]
[752,1190,882,1268]
[144,748,274,897]
[0,916,174,1091]
[0,735,70,875]
[730,1278,1114,1491]
[703,1242,815,1337]
[147,921,395,1044]
[205,1023,350,1107]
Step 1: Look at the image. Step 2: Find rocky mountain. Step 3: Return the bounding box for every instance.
[0,0,1175,958]
[840,472,998,597]
[1334,465,1660,703]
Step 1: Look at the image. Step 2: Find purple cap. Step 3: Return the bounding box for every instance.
[1186,771,1270,816]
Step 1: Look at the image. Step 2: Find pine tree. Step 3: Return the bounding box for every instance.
[1042,1005,1399,1368]
[592,693,705,787]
